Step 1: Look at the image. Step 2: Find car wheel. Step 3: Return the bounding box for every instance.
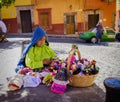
[90,37,98,43]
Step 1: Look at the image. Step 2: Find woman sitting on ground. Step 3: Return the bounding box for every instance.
[15,27,56,72]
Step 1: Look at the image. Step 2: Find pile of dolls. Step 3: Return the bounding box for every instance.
[69,58,100,76]
[49,57,100,76]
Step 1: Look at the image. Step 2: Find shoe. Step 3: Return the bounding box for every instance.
[3,39,8,42]
[0,38,2,42]
[97,42,101,45]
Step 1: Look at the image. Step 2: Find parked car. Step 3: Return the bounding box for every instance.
[79,27,116,43]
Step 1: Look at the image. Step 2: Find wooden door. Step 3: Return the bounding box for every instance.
[20,10,32,33]
[40,13,49,29]
[88,14,99,29]
[66,15,75,34]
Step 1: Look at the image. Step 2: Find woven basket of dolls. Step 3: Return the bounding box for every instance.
[68,74,98,87]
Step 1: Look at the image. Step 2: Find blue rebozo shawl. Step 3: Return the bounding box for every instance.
[15,27,47,72]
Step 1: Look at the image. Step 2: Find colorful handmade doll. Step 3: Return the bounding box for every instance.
[90,60,99,74]
[18,67,33,75]
[72,60,82,75]
[69,62,77,74]
[91,60,96,68]
[42,70,57,86]
[51,67,69,94]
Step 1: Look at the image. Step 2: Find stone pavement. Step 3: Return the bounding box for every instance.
[1,34,120,102]
[7,33,120,48]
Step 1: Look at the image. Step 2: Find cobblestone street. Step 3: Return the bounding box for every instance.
[0,36,120,102]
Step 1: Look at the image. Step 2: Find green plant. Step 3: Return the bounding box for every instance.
[0,0,15,8]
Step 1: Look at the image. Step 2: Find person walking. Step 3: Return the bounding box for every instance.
[0,19,8,42]
[96,21,103,44]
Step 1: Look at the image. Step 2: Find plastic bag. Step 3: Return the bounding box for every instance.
[23,72,41,87]
[8,74,24,91]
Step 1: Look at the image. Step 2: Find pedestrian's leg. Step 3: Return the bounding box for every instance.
[0,34,5,42]
[98,39,101,43]
[2,33,8,42]
[0,34,2,42]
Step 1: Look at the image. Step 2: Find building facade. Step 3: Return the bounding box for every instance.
[1,0,116,34]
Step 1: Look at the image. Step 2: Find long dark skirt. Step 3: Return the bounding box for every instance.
[96,32,102,39]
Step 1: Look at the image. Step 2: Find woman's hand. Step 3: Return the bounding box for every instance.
[43,59,51,65]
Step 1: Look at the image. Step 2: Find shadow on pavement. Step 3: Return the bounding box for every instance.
[0,37,107,52]
[0,41,22,50]
[48,37,85,44]
[0,84,105,102]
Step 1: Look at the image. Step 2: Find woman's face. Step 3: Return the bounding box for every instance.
[36,36,46,46]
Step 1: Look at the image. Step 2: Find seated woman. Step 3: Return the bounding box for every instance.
[0,26,7,42]
[0,20,8,42]
[15,27,56,72]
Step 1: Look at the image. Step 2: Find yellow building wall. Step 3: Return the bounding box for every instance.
[34,0,115,27]
[1,0,116,33]
[34,0,84,25]
[2,0,115,26]
[1,0,33,19]
[1,5,16,19]
[15,0,32,6]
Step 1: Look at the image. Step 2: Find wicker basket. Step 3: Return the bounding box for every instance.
[68,74,98,87]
